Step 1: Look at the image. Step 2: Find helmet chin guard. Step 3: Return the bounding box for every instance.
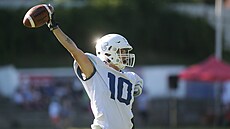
[95,34,135,70]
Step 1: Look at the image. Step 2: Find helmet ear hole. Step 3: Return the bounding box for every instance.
[105,53,111,57]
[108,46,112,51]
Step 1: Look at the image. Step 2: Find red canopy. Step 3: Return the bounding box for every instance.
[180,56,230,82]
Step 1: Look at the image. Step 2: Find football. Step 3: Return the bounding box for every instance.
[23,4,53,28]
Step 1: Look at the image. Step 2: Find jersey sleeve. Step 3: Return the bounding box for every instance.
[136,74,143,88]
[130,72,143,88]
[127,72,143,97]
[73,53,102,81]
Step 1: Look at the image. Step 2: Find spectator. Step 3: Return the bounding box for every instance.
[49,97,62,129]
[31,86,42,109]
[22,86,33,110]
[12,88,24,108]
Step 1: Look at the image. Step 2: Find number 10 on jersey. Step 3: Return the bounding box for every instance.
[108,72,132,105]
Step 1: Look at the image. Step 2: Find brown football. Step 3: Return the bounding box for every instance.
[23,4,53,28]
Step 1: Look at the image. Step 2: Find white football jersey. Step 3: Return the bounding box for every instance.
[73,53,143,129]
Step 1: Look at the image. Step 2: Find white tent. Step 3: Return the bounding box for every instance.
[0,65,19,97]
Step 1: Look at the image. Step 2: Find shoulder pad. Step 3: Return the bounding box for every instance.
[85,53,104,66]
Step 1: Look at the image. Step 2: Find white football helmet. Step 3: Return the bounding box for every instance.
[95,34,135,70]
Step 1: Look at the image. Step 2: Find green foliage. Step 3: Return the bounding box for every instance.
[88,0,122,8]
[0,2,217,67]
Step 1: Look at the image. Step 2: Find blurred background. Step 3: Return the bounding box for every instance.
[1,0,230,129]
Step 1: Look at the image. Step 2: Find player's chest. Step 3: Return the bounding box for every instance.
[100,69,135,105]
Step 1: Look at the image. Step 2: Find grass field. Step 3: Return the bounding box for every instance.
[66,127,229,129]
[23,127,228,129]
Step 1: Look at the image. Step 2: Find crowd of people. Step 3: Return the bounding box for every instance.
[11,77,90,128]
[13,77,85,109]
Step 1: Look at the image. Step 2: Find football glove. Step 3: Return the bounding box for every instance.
[134,84,143,97]
[46,4,58,31]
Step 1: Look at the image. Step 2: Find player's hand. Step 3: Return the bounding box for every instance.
[46,4,58,31]
[134,84,142,97]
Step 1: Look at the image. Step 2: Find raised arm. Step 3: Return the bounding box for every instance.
[47,6,94,78]
[53,28,94,78]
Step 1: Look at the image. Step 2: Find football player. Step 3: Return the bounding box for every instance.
[46,5,143,129]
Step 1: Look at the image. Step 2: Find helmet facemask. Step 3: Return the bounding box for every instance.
[116,48,135,69]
